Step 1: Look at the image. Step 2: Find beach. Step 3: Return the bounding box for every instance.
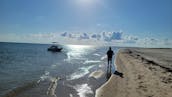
[1,43,172,97]
[96,48,172,97]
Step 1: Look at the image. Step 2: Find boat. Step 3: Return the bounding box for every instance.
[47,45,62,52]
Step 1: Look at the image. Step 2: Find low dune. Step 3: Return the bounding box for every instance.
[96,48,172,97]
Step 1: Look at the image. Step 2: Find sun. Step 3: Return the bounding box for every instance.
[76,0,97,6]
[78,0,93,4]
[71,0,100,14]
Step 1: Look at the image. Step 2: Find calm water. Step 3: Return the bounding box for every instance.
[0,42,118,97]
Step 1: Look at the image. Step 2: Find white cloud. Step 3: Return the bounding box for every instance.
[79,33,90,40]
[0,31,172,48]
[102,32,123,42]
[61,32,68,37]
[91,34,101,40]
[111,32,122,40]
[122,35,138,44]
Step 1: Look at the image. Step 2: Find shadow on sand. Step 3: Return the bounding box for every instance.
[106,63,124,80]
[106,72,111,80]
[114,71,124,78]
[106,71,124,80]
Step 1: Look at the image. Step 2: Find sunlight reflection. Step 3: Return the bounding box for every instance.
[66,45,92,61]
[67,45,91,50]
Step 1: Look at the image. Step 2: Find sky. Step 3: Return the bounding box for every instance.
[0,0,172,47]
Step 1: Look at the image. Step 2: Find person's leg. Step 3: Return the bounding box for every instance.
[110,58,112,73]
[108,58,110,65]
[111,57,113,64]
[107,58,110,73]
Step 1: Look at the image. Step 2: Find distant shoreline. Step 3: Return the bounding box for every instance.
[0,41,51,45]
[1,42,172,49]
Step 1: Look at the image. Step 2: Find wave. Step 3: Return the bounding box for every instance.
[2,71,60,97]
[37,71,50,83]
[38,71,60,84]
[84,60,101,64]
[100,55,107,61]
[67,65,95,80]
[93,53,101,56]
[2,81,38,97]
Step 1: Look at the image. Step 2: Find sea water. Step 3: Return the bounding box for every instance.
[0,42,118,97]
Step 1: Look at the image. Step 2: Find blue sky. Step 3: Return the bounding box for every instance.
[0,0,172,47]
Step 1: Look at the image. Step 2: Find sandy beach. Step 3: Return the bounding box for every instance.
[96,48,172,97]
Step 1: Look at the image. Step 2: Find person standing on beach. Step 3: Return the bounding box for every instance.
[106,47,114,73]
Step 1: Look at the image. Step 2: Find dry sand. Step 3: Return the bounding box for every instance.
[96,48,172,97]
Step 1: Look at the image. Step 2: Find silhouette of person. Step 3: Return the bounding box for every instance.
[106,47,114,65]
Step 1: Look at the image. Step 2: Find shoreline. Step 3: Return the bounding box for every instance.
[95,48,172,97]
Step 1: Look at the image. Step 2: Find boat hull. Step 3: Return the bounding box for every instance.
[47,48,62,52]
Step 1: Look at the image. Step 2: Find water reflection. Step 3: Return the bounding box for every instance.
[65,45,93,61]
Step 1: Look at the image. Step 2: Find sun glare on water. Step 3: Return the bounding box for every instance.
[66,45,93,60]
[68,45,91,49]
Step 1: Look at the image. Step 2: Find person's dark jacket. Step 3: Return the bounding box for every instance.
[107,50,114,59]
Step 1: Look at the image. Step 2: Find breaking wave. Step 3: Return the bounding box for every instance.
[83,60,101,64]
[67,65,95,80]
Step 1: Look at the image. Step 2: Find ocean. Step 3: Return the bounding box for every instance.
[0,42,118,97]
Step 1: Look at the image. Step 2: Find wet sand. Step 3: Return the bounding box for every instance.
[96,48,172,97]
